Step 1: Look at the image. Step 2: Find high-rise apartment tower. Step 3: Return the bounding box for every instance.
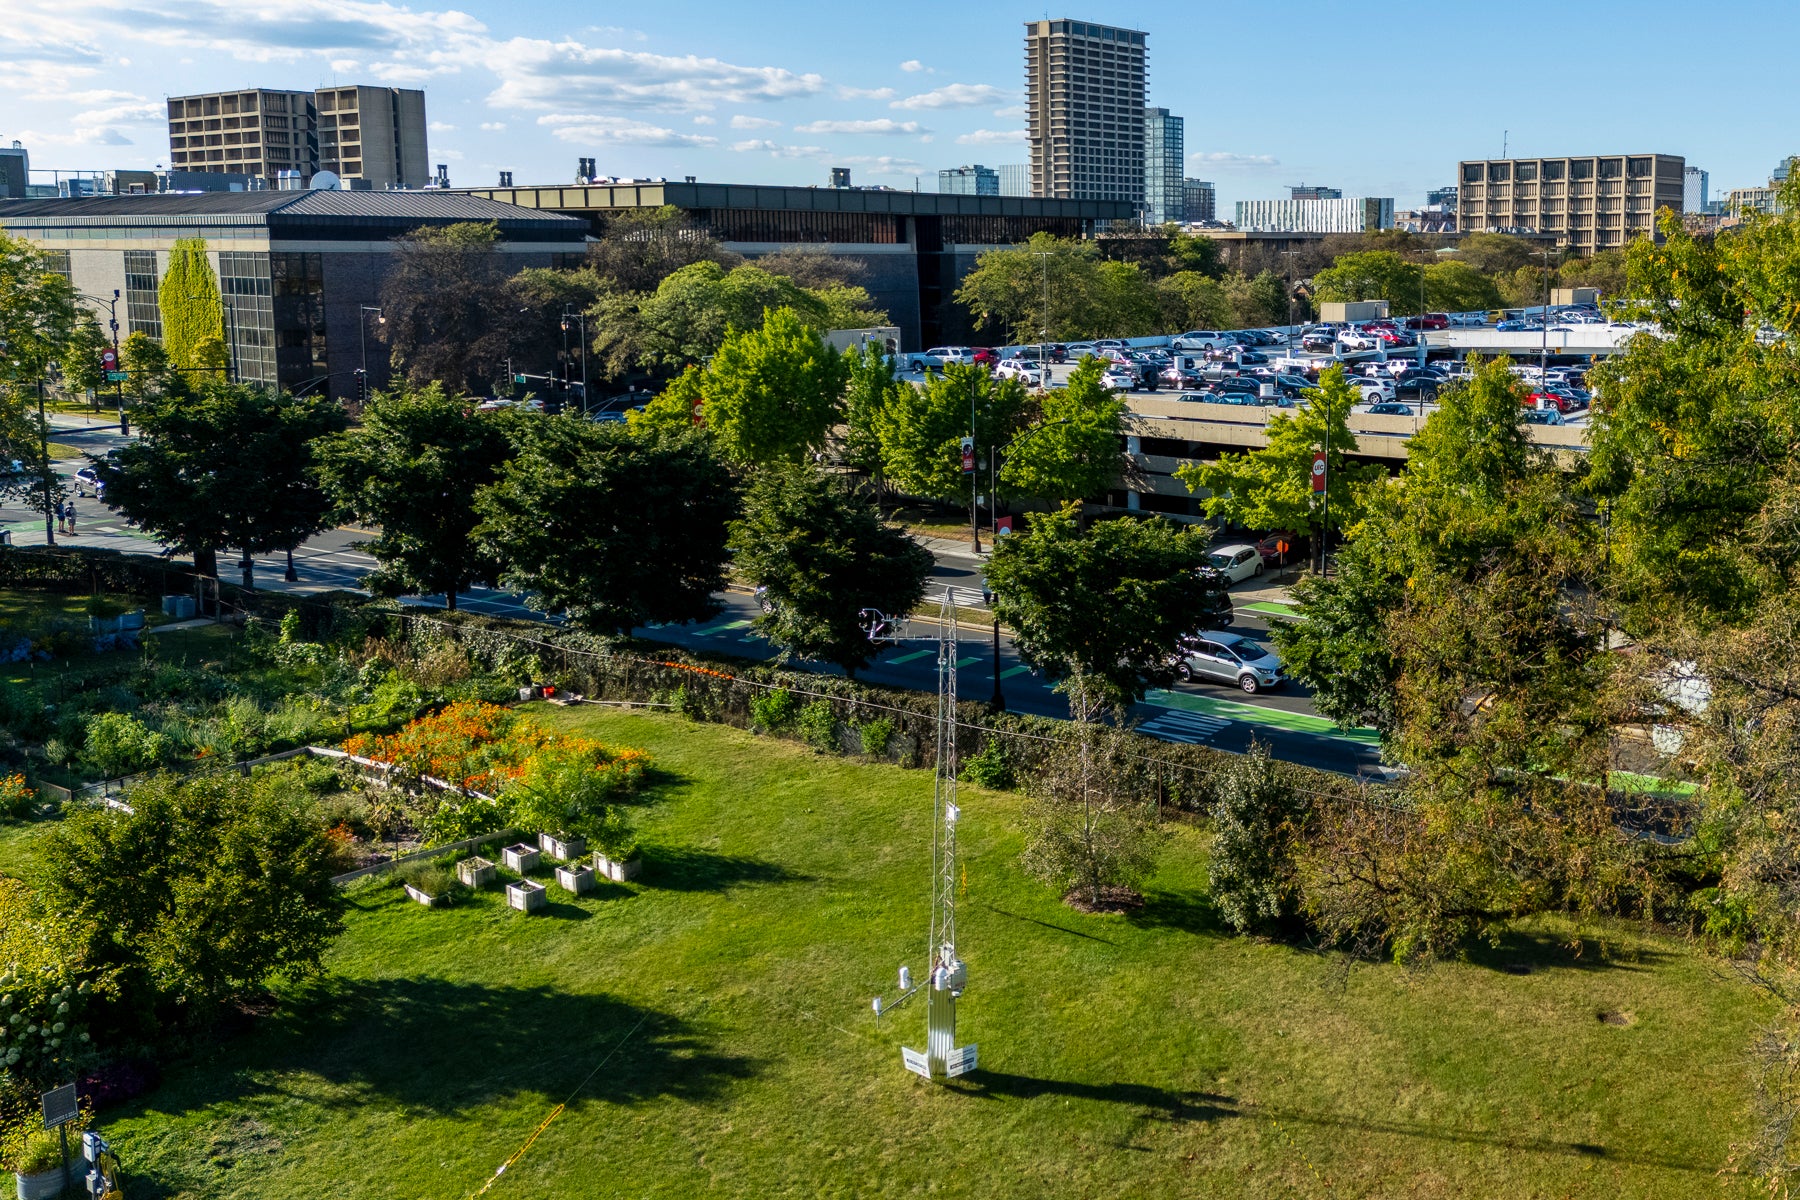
[1144,107,1184,224]
[1025,19,1147,205]
[316,86,429,190]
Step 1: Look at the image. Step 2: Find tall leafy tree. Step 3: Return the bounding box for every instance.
[586,205,743,292]
[472,420,738,635]
[1176,364,1382,552]
[589,262,832,378]
[873,362,1028,510]
[625,365,706,436]
[380,221,531,393]
[315,383,514,610]
[1310,251,1427,315]
[157,237,225,374]
[999,357,1126,505]
[702,306,849,465]
[58,313,110,404]
[0,231,76,518]
[729,464,932,677]
[1155,271,1231,332]
[840,341,905,480]
[97,380,346,584]
[1422,260,1504,314]
[955,232,1108,343]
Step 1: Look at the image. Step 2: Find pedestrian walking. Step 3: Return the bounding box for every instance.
[63,500,77,537]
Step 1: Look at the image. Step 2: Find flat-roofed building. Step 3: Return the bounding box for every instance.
[1235,196,1394,233]
[1182,178,1215,223]
[939,164,999,196]
[1456,153,1684,251]
[315,85,429,190]
[1144,108,1184,224]
[1024,18,1148,205]
[167,89,319,187]
[0,191,583,403]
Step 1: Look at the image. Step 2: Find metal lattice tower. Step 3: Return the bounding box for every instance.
[871,590,977,1081]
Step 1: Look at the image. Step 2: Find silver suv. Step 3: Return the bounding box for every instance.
[1177,631,1285,694]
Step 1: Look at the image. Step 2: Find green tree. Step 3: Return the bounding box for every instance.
[585,205,743,292]
[58,313,110,403]
[840,341,905,479]
[1310,251,1427,315]
[35,769,346,1022]
[590,262,834,378]
[1155,271,1231,332]
[315,383,514,610]
[626,365,705,436]
[1166,230,1227,277]
[1454,232,1542,276]
[1176,365,1382,551]
[157,237,225,375]
[728,463,933,677]
[0,232,76,518]
[1223,270,1290,327]
[472,420,738,635]
[955,232,1103,343]
[380,222,534,393]
[702,306,849,465]
[96,381,346,583]
[1557,247,1631,296]
[999,357,1126,505]
[118,330,175,405]
[1423,260,1503,314]
[1207,742,1307,934]
[873,362,1029,511]
[984,507,1220,713]
[1092,260,1162,336]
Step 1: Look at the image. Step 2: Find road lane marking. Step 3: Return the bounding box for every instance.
[1136,710,1231,744]
[1144,689,1380,746]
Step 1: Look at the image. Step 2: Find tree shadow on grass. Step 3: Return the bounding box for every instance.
[624,764,691,809]
[116,977,756,1127]
[954,1072,1712,1172]
[640,845,810,892]
[1462,927,1669,975]
[1123,888,1227,937]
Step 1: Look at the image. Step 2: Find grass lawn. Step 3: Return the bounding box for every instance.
[83,708,1770,1198]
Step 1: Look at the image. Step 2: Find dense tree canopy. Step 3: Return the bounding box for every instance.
[1310,251,1427,316]
[999,357,1127,505]
[702,306,849,465]
[380,222,533,393]
[872,362,1029,507]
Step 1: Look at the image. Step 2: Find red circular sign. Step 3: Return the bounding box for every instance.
[101,349,117,368]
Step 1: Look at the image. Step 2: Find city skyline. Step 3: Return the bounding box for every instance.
[4,0,1796,211]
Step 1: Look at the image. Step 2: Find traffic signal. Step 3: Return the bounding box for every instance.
[543,379,564,416]
[353,368,367,403]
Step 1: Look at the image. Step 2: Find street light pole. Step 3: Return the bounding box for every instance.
[560,308,589,416]
[359,305,385,402]
[968,376,982,555]
[36,377,55,547]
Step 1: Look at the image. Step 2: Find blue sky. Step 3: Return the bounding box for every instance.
[4,0,1796,212]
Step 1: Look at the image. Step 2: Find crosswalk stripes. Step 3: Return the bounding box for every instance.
[1136,709,1231,744]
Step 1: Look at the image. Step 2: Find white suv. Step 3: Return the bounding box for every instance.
[1172,330,1230,352]
[994,359,1047,387]
[910,347,973,371]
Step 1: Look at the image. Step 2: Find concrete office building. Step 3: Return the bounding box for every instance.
[316,86,430,190]
[1289,184,1341,201]
[0,142,28,200]
[1024,18,1147,205]
[1144,108,1184,225]
[1235,196,1394,234]
[0,192,583,403]
[1182,179,1215,223]
[938,164,1000,196]
[167,89,320,187]
[1683,166,1708,214]
[1426,186,1458,211]
[996,164,1032,197]
[461,178,1132,349]
[1456,153,1685,251]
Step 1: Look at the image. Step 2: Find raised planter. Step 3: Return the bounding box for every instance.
[501,843,541,874]
[506,880,546,913]
[403,884,441,908]
[16,1165,68,1200]
[457,856,497,888]
[517,685,541,701]
[539,832,586,861]
[593,852,643,883]
[555,865,595,895]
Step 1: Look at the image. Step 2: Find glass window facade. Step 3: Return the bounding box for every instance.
[271,251,327,392]
[218,250,276,385]
[1144,108,1184,224]
[123,251,162,340]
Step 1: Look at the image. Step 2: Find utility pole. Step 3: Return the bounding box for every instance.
[1539,245,1552,387]
[359,305,384,402]
[560,308,588,416]
[967,375,981,555]
[37,377,54,547]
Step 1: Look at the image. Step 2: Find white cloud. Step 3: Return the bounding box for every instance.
[692,114,716,125]
[899,59,925,72]
[730,114,782,130]
[837,154,923,177]
[429,120,457,132]
[537,113,719,147]
[729,138,828,158]
[838,85,895,101]
[892,83,1007,110]
[794,118,925,136]
[955,128,1026,146]
[487,40,826,111]
[992,104,1025,119]
[1189,152,1282,170]
[480,121,507,131]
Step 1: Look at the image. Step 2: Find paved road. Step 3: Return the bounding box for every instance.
[1,414,1386,779]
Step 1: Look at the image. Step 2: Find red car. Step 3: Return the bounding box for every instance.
[1404,313,1450,331]
[1527,390,1583,414]
[1255,532,1305,568]
[970,347,1000,368]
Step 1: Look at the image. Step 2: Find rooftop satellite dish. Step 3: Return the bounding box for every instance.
[309,170,341,190]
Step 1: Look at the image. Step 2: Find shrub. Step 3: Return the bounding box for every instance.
[856,716,895,759]
[398,861,465,903]
[1020,732,1164,910]
[796,700,837,752]
[748,688,798,733]
[960,738,1013,789]
[12,1127,65,1176]
[79,712,170,779]
[1207,742,1307,935]
[0,775,35,821]
[41,738,70,767]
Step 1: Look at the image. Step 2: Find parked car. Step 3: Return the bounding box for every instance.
[1337,330,1380,351]
[1064,342,1098,360]
[994,359,1047,386]
[1495,319,1530,332]
[1373,328,1416,347]
[970,347,999,368]
[1177,631,1285,694]
[1015,342,1068,364]
[1404,313,1451,331]
[1098,347,1132,364]
[1393,378,1440,404]
[1254,532,1304,568]
[1092,338,1128,350]
[1366,401,1416,416]
[1207,543,1265,584]
[1232,349,1270,365]
[1530,388,1588,414]
[1100,367,1137,390]
[1521,408,1565,426]
[1171,330,1230,352]
[911,346,974,371]
[1161,355,1206,388]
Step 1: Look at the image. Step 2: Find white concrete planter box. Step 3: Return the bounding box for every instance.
[555,865,594,895]
[501,843,541,874]
[506,880,547,912]
[457,857,496,888]
[539,833,586,861]
[17,1166,67,1200]
[518,685,540,701]
[593,853,642,883]
[403,884,441,908]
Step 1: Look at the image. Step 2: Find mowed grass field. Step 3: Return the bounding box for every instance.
[81,707,1770,1198]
